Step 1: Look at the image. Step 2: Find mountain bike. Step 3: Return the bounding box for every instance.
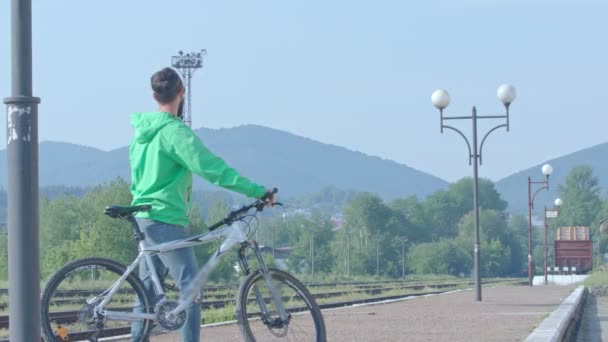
[40,189,327,341]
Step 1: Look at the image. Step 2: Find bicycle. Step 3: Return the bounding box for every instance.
[40,189,327,341]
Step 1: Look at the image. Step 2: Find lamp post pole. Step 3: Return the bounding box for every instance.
[544,198,562,285]
[432,84,516,301]
[3,0,41,340]
[527,164,553,286]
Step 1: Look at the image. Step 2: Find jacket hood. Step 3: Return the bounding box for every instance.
[131,112,176,143]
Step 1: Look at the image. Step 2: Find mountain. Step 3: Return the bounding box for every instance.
[0,125,449,200]
[495,142,608,214]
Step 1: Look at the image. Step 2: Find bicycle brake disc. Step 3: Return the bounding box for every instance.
[155,301,186,331]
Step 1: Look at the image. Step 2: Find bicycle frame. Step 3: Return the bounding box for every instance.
[95,218,289,325]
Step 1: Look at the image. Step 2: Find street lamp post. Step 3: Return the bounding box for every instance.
[544,198,562,285]
[527,164,553,286]
[432,84,516,302]
[3,0,42,340]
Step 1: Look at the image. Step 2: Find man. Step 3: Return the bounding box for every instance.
[129,67,273,341]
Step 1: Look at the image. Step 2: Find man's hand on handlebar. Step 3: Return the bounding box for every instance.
[262,188,277,207]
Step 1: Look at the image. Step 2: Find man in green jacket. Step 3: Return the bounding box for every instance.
[129,67,272,341]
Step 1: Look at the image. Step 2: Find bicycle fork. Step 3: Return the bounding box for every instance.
[238,241,290,325]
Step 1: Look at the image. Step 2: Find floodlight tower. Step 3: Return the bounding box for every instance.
[171,50,206,127]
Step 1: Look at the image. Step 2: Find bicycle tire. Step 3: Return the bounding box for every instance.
[236,268,327,342]
[40,257,154,342]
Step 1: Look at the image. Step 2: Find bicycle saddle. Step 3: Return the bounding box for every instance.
[104,205,152,218]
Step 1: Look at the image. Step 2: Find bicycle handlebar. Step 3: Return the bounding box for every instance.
[207,188,281,232]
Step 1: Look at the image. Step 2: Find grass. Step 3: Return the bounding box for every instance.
[583,269,608,287]
[202,303,237,324]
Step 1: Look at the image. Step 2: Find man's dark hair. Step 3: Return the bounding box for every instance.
[151,67,183,103]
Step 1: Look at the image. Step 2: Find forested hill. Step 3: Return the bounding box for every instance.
[0,125,449,199]
[495,142,608,214]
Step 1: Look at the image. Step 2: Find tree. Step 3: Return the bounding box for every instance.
[506,214,528,276]
[407,239,471,276]
[457,210,524,276]
[343,193,395,276]
[447,178,507,213]
[457,210,508,244]
[298,211,335,276]
[422,190,461,240]
[389,196,429,243]
[481,239,512,277]
[422,178,507,241]
[594,200,608,254]
[0,234,7,279]
[557,166,601,227]
[39,178,137,277]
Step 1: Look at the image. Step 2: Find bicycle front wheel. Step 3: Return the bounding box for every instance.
[41,257,153,342]
[236,268,326,342]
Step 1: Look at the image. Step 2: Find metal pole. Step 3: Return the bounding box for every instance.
[471,107,482,301]
[186,69,192,127]
[346,232,350,278]
[3,0,41,340]
[402,239,405,279]
[544,206,547,285]
[311,229,314,278]
[376,238,379,277]
[527,177,533,286]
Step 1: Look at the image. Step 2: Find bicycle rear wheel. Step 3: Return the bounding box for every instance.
[40,257,153,342]
[236,268,326,342]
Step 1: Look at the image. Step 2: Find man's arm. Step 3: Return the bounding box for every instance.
[169,125,267,198]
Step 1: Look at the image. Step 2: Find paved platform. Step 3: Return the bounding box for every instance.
[145,284,577,341]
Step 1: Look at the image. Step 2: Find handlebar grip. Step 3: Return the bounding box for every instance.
[261,188,279,201]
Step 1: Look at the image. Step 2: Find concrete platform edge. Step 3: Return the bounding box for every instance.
[524,286,585,342]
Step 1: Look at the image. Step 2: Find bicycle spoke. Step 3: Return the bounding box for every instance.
[41,258,153,342]
[237,269,326,341]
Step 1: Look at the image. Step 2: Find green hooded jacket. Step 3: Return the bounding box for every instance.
[129,112,267,227]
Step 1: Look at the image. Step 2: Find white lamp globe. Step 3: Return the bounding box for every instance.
[497,84,516,106]
[554,198,563,207]
[542,164,553,176]
[431,89,450,110]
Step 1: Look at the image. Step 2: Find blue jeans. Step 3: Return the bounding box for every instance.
[131,219,201,342]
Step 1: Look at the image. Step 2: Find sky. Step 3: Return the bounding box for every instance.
[1,0,607,182]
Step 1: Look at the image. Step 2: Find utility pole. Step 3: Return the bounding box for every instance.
[171,50,206,127]
[302,224,315,277]
[398,237,408,279]
[272,223,276,259]
[310,229,315,277]
[3,0,41,340]
[346,230,351,278]
[376,238,380,277]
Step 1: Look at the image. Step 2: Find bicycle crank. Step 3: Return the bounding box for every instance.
[155,301,186,331]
